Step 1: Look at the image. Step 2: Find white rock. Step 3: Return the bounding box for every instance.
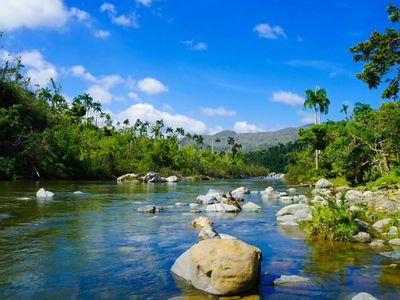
[36,188,54,199]
[287,188,296,194]
[206,203,240,213]
[352,232,371,243]
[273,275,310,285]
[315,178,333,189]
[189,203,199,209]
[372,218,391,232]
[165,175,179,182]
[242,202,261,211]
[231,186,250,195]
[388,238,400,246]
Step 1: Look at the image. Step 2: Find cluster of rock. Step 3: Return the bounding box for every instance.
[196,186,261,213]
[261,186,308,204]
[171,216,262,295]
[117,172,180,183]
[257,172,285,179]
[275,178,400,253]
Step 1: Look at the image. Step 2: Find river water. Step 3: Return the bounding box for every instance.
[0,179,399,299]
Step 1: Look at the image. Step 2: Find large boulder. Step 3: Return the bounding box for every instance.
[171,239,262,295]
[367,196,398,212]
[190,216,213,229]
[345,190,364,204]
[117,173,141,183]
[206,203,240,213]
[352,292,378,300]
[197,194,220,205]
[276,204,313,226]
[315,178,333,189]
[36,188,54,199]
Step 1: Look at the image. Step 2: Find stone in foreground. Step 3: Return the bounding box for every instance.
[351,292,378,300]
[171,239,262,295]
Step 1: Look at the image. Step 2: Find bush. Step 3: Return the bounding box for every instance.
[302,197,358,242]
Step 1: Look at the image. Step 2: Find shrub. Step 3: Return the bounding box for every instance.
[302,197,358,242]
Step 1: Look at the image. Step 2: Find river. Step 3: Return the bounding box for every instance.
[0,179,399,299]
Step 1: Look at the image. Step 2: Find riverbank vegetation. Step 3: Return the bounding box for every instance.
[0,58,267,180]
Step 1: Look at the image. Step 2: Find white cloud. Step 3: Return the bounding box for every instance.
[137,77,168,95]
[69,7,91,24]
[69,65,123,104]
[0,0,69,31]
[270,90,304,105]
[297,110,314,124]
[253,23,286,39]
[233,121,264,133]
[94,30,111,39]
[136,0,152,7]
[201,106,236,117]
[100,2,139,28]
[182,40,208,51]
[128,91,141,101]
[19,50,57,86]
[117,103,207,134]
[86,85,113,104]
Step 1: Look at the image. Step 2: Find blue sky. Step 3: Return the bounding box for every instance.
[0,0,391,134]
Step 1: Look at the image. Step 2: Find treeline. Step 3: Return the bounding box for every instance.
[284,101,400,186]
[0,59,268,180]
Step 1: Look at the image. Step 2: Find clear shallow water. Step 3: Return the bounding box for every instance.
[0,179,399,299]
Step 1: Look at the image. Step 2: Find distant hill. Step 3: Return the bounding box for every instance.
[200,126,304,152]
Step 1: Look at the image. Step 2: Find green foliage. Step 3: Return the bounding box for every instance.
[0,56,268,179]
[302,198,358,242]
[350,3,400,100]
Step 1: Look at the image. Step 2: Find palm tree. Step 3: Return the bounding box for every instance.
[38,87,52,103]
[92,101,102,126]
[340,104,349,121]
[304,86,330,125]
[303,86,330,169]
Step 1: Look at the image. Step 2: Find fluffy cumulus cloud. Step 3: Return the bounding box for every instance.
[100,2,139,28]
[137,77,168,95]
[136,0,152,7]
[233,121,264,133]
[128,91,141,101]
[201,106,236,117]
[270,90,304,105]
[0,0,69,31]
[253,23,286,39]
[18,50,57,87]
[68,65,123,104]
[117,103,207,134]
[69,7,91,24]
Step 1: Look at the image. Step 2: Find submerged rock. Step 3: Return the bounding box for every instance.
[137,205,164,213]
[171,239,262,295]
[36,188,54,199]
[379,250,400,260]
[190,216,213,229]
[351,292,378,300]
[272,275,310,286]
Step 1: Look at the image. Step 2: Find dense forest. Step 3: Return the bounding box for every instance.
[0,57,269,179]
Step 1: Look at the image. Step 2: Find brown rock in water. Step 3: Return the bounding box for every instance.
[189,216,213,229]
[171,239,262,295]
[221,195,242,210]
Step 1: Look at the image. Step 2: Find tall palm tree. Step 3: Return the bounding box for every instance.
[304,86,330,125]
[303,86,330,169]
[92,101,102,126]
